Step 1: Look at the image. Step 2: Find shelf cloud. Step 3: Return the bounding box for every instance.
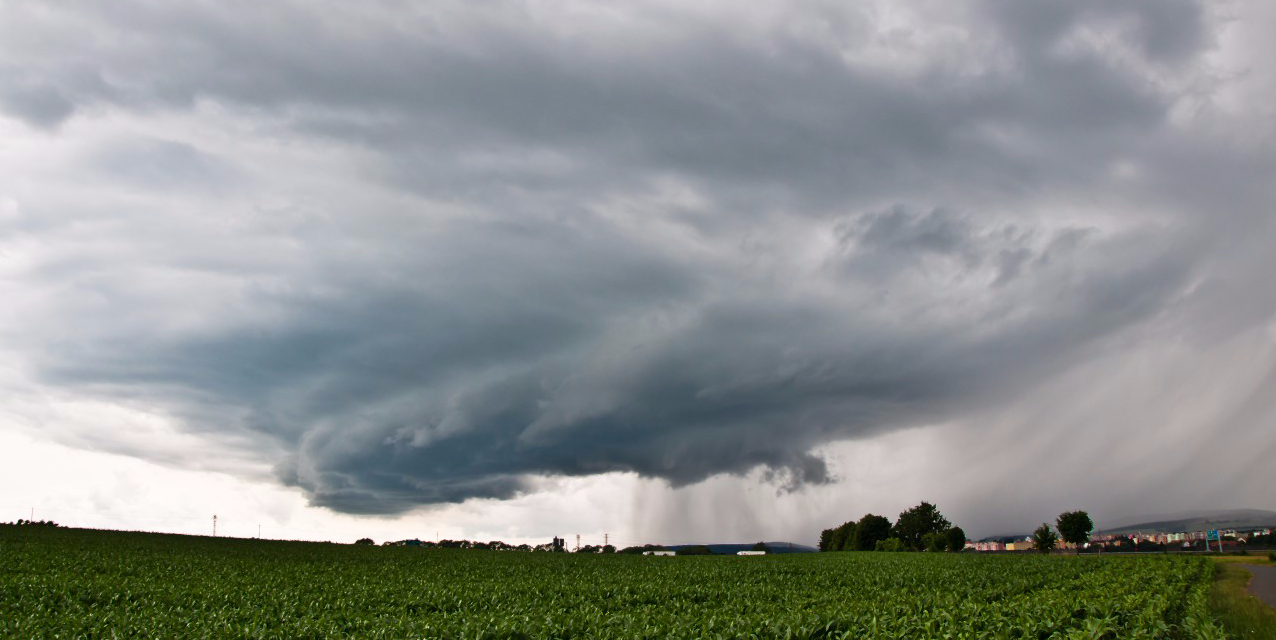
[2,0,1273,518]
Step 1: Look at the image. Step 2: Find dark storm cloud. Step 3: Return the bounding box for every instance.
[1,0,1272,514]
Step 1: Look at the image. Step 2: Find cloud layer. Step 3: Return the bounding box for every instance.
[2,0,1273,516]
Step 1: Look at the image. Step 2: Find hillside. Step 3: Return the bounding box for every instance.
[1098,509,1276,535]
[977,508,1276,542]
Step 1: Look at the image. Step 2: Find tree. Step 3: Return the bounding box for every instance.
[945,526,967,552]
[751,541,769,552]
[922,532,946,552]
[893,502,951,551]
[855,514,892,551]
[818,528,835,552]
[1056,511,1093,552]
[354,538,375,546]
[1032,524,1057,554]
[826,520,857,551]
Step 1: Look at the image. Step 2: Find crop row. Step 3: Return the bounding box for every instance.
[0,526,1226,638]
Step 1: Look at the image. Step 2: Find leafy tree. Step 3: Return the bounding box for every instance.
[1032,524,1057,554]
[945,526,967,552]
[751,542,769,552]
[835,521,858,550]
[875,537,905,552]
[893,502,951,551]
[1056,511,1093,552]
[922,532,946,552]
[818,528,835,552]
[354,538,374,546]
[855,514,892,551]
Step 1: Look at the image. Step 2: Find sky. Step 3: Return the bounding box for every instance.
[1,0,1274,546]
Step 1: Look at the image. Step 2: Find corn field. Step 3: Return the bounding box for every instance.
[0,526,1227,639]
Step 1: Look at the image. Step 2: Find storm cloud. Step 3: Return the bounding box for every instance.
[1,0,1273,517]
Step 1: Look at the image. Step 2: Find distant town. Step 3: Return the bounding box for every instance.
[970,526,1275,553]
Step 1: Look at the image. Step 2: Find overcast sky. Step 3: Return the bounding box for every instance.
[2,0,1274,545]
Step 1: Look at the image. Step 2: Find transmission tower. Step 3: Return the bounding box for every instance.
[212,514,218,537]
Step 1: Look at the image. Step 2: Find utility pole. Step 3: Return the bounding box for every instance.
[213,515,217,537]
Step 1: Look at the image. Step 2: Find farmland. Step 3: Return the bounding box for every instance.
[1,526,1227,639]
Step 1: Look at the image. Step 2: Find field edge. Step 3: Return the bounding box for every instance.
[1207,562,1276,638]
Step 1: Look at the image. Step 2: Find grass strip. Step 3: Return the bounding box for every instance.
[1208,562,1276,639]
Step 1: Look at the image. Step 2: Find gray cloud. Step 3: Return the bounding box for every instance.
[1,0,1273,518]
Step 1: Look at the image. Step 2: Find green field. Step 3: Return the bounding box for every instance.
[1,526,1228,639]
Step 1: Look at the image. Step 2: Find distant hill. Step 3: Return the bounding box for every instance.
[1098,509,1276,535]
[977,509,1276,542]
[666,542,817,554]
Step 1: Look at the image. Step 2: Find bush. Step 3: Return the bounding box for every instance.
[875,538,906,552]
[1268,551,1275,563]
[922,532,946,552]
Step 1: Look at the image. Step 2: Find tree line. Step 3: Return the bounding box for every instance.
[820,506,1099,554]
[3,520,61,528]
[818,502,966,552]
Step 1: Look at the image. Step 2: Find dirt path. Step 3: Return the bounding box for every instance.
[1245,564,1276,609]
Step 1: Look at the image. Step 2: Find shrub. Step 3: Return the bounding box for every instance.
[922,532,946,552]
[875,538,906,552]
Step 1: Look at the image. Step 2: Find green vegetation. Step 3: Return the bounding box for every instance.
[891,502,950,551]
[873,537,905,552]
[854,514,891,551]
[1032,523,1058,554]
[1056,511,1093,551]
[1208,562,1276,639]
[1,525,1231,639]
[818,503,963,552]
